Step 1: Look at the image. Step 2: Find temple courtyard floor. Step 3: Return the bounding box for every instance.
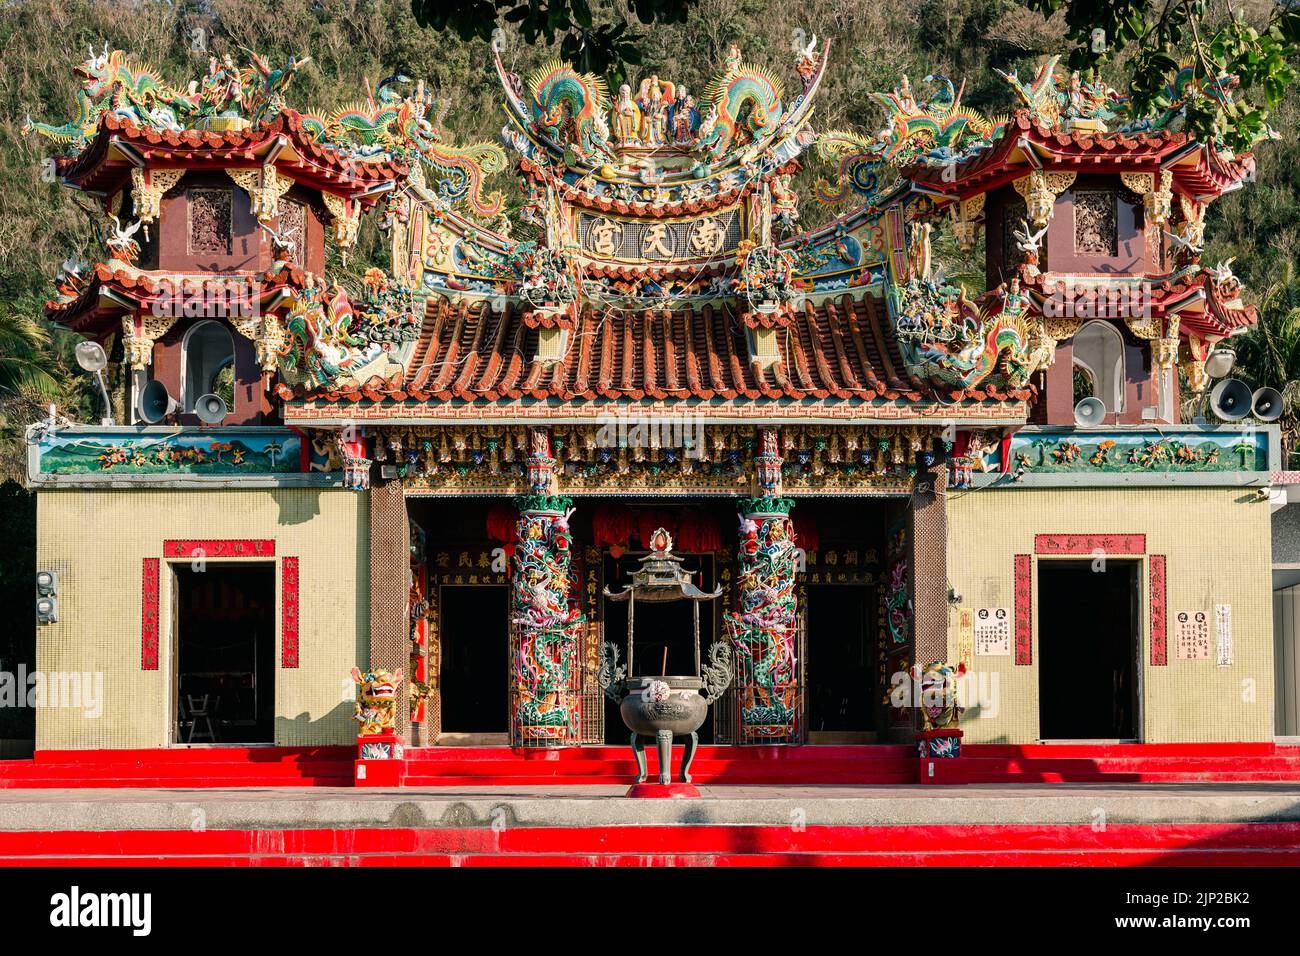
[0,783,1297,865]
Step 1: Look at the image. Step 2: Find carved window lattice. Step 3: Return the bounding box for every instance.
[188,188,232,256]
[278,199,306,265]
[1073,190,1117,257]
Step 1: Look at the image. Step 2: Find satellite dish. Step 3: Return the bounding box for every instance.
[138,379,179,424]
[194,393,229,424]
[1209,378,1253,421]
[1252,387,1284,423]
[1073,396,1107,427]
[74,341,107,373]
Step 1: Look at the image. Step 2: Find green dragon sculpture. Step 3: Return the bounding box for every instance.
[523,60,614,165]
[24,45,200,146]
[889,277,1043,390]
[300,76,506,217]
[814,75,1004,205]
[697,62,786,160]
[24,44,309,148]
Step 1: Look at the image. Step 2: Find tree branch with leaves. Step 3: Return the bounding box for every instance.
[1026,0,1300,154]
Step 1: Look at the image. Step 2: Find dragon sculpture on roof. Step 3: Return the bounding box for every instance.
[520,60,615,165]
[300,76,507,218]
[814,74,1005,205]
[697,62,787,160]
[24,44,309,147]
[996,54,1264,140]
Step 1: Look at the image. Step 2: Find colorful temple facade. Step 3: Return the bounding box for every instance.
[23,36,1281,766]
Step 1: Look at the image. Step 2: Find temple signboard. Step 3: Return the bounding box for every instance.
[576,208,743,262]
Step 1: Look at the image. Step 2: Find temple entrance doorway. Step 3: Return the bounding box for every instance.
[805,584,875,740]
[793,497,898,744]
[1037,560,1140,740]
[173,563,275,744]
[439,585,510,738]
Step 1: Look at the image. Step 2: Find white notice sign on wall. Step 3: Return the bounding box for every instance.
[1215,604,1233,666]
[1175,611,1210,661]
[974,607,1011,656]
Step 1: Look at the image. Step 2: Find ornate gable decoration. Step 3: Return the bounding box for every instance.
[493,34,830,310]
[26,45,506,224]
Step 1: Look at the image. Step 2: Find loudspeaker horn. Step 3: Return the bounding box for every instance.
[1073,396,1107,427]
[1252,387,1284,423]
[1209,378,1253,421]
[194,392,229,424]
[137,379,179,424]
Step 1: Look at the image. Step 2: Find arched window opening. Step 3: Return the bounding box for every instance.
[182,320,237,413]
[1071,320,1125,414]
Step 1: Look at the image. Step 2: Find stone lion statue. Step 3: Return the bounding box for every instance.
[351,667,403,736]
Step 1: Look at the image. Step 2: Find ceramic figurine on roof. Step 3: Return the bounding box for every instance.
[996,56,1125,130]
[814,74,1004,206]
[23,44,313,147]
[521,60,615,164]
[495,33,828,197]
[489,33,830,318]
[996,54,1266,143]
[299,76,507,218]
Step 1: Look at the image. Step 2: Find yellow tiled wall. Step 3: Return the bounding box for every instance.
[35,488,369,749]
[948,487,1273,743]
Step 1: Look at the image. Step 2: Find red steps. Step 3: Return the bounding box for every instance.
[953,743,1300,784]
[1,743,1297,789]
[4,823,1299,866]
[0,747,353,789]
[402,744,917,786]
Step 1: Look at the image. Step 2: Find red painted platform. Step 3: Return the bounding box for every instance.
[0,747,354,789]
[3,822,1298,866]
[402,744,917,786]
[1,742,1298,788]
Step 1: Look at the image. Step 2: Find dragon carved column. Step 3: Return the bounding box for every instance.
[908,437,949,738]
[510,427,586,747]
[725,429,801,742]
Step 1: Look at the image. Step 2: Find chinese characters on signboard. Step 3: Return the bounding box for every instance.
[974,607,1011,656]
[1175,611,1210,661]
[577,209,742,261]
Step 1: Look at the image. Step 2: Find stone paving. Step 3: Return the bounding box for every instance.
[0,783,1297,830]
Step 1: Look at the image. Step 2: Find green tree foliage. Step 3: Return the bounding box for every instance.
[1231,262,1300,465]
[410,0,694,83]
[1027,0,1300,154]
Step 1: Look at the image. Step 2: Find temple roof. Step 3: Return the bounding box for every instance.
[56,110,407,198]
[1014,265,1259,342]
[904,110,1254,202]
[44,261,310,334]
[278,292,1034,420]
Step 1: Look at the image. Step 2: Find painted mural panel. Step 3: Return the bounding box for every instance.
[1003,429,1270,474]
[30,427,309,481]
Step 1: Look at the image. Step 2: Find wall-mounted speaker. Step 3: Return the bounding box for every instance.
[194,392,229,424]
[1208,378,1253,421]
[1252,387,1284,423]
[1073,396,1107,427]
[137,379,179,424]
